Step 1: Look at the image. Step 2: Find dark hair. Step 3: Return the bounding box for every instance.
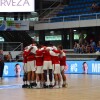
[83,62,87,65]
[15,63,20,67]
[58,45,63,50]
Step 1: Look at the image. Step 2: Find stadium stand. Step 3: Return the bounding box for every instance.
[50,0,100,22]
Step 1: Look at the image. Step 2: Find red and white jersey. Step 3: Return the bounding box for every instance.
[23,46,33,63]
[50,50,61,64]
[35,49,43,66]
[43,48,52,61]
[30,45,38,54]
[23,50,29,63]
[27,48,36,61]
[59,51,66,66]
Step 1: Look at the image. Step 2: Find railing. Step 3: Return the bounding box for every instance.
[36,12,100,23]
[0,42,23,51]
[39,1,61,20]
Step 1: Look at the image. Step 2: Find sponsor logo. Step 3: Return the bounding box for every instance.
[4,65,8,75]
[70,63,77,72]
[92,63,100,73]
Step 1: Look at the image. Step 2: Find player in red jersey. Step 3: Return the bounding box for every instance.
[50,47,62,88]
[58,45,68,88]
[26,44,37,88]
[22,46,29,88]
[43,46,53,88]
[35,45,44,88]
[30,44,38,87]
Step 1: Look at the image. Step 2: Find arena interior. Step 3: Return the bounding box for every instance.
[0,0,100,100]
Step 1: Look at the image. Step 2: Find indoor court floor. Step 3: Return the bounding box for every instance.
[0,74,100,100]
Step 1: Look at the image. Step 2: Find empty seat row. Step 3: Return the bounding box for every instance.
[63,4,91,10]
[58,8,91,16]
[70,0,95,5]
[50,0,100,22]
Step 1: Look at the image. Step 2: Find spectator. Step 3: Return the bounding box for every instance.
[90,39,96,53]
[76,42,81,53]
[16,55,19,62]
[0,50,4,80]
[74,42,78,53]
[96,41,100,52]
[91,2,98,11]
[80,44,86,53]
[79,32,84,44]
[73,42,81,53]
[6,52,12,62]
[86,42,91,53]
[83,40,88,53]
[84,40,88,47]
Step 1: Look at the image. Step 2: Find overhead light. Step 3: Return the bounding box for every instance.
[50,31,54,35]
[73,30,76,32]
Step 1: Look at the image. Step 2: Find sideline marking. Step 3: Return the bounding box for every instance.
[0,84,22,89]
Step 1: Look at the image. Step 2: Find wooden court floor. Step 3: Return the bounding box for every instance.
[0,74,100,100]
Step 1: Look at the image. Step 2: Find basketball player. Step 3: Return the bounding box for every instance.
[43,46,53,88]
[35,45,44,88]
[50,47,61,88]
[22,46,29,88]
[26,44,37,88]
[58,45,68,88]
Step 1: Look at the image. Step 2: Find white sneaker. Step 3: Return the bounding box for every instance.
[53,85,59,89]
[62,83,68,88]
[59,85,62,88]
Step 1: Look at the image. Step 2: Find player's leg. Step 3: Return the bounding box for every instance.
[31,61,37,87]
[53,64,59,88]
[61,66,67,88]
[22,73,28,88]
[48,61,53,88]
[43,61,48,88]
[61,70,67,87]
[35,66,42,88]
[40,66,44,88]
[57,64,62,88]
[27,61,32,88]
[49,69,53,88]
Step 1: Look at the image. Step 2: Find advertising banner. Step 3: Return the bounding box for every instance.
[3,62,23,77]
[65,61,100,74]
[2,61,100,77]
[0,21,29,30]
[0,0,35,12]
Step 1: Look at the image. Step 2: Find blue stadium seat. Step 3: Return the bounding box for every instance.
[53,0,100,22]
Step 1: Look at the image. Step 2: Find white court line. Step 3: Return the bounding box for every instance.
[0,84,22,89]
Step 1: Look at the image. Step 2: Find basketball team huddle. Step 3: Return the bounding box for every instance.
[22,43,68,89]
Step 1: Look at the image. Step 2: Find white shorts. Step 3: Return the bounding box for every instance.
[23,63,27,72]
[27,60,36,72]
[53,64,61,74]
[43,61,53,70]
[60,66,65,72]
[36,66,43,74]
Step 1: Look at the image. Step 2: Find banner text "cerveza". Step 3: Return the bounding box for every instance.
[0,0,30,6]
